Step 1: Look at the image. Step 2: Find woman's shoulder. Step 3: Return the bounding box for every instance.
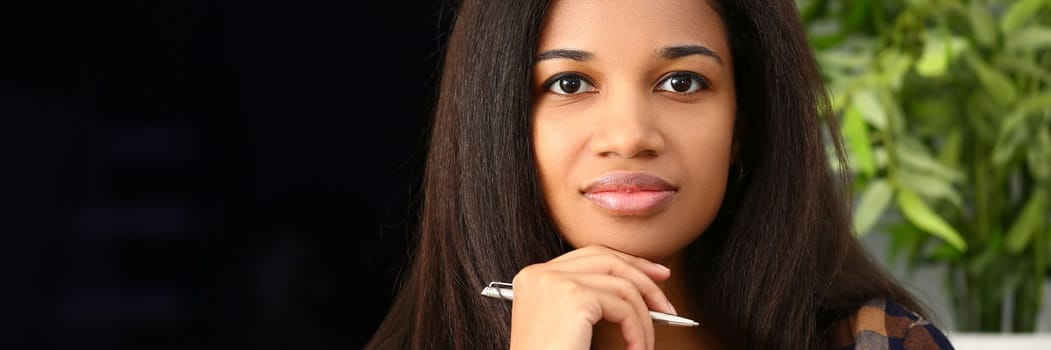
[827,297,954,350]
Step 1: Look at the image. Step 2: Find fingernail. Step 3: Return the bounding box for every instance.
[666,302,678,315]
[654,263,670,272]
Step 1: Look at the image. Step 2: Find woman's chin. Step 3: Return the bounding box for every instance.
[564,223,703,261]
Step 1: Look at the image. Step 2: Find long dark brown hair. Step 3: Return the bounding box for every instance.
[367,0,927,348]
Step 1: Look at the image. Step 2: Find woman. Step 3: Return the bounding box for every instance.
[368,0,953,349]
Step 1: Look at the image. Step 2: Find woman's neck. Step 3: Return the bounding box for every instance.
[591,254,725,349]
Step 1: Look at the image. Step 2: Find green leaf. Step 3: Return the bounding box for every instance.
[926,242,964,262]
[967,93,999,143]
[873,147,889,170]
[937,129,963,169]
[1001,0,1047,34]
[897,138,964,182]
[852,89,888,130]
[967,0,997,46]
[879,51,913,91]
[796,0,817,18]
[898,169,964,210]
[917,32,968,77]
[854,179,893,236]
[1006,26,1051,51]
[995,54,1051,83]
[1016,91,1051,114]
[906,0,930,8]
[1029,128,1051,181]
[1005,190,1049,254]
[917,35,950,77]
[818,50,871,70]
[846,0,871,31]
[878,87,908,134]
[990,92,1050,165]
[992,108,1031,166]
[965,53,1019,106]
[897,188,968,251]
[828,80,853,114]
[807,19,845,48]
[843,105,876,176]
[910,99,957,134]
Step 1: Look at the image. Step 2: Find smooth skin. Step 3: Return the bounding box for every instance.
[513,0,736,349]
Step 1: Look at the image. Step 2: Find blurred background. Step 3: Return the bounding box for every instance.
[800,0,1051,340]
[4,0,1049,349]
[4,0,448,348]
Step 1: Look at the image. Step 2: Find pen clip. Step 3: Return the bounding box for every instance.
[481,281,515,300]
[487,281,513,289]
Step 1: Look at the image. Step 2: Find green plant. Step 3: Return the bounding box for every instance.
[799,0,1051,332]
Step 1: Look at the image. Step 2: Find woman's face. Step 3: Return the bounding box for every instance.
[531,0,736,261]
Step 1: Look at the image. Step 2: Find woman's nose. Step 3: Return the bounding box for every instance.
[588,90,665,159]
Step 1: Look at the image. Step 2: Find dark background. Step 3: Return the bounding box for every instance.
[4,0,451,348]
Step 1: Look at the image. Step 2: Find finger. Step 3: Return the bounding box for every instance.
[551,245,672,282]
[556,251,672,283]
[578,274,655,350]
[550,254,677,315]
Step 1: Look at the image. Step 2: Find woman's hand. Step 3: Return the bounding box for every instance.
[508,245,677,350]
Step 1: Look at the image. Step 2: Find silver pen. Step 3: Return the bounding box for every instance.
[480,281,700,327]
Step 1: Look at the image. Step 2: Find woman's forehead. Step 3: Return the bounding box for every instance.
[536,0,729,62]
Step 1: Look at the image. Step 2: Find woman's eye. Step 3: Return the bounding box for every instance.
[656,72,710,94]
[545,74,596,95]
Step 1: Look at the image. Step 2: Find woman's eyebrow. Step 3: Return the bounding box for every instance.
[536,49,593,62]
[535,44,722,66]
[660,45,722,66]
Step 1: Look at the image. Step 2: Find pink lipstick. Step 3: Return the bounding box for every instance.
[582,172,676,216]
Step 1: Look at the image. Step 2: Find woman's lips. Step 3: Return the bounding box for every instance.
[582,172,676,216]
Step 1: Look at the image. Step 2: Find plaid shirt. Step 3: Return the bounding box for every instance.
[828,298,954,349]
